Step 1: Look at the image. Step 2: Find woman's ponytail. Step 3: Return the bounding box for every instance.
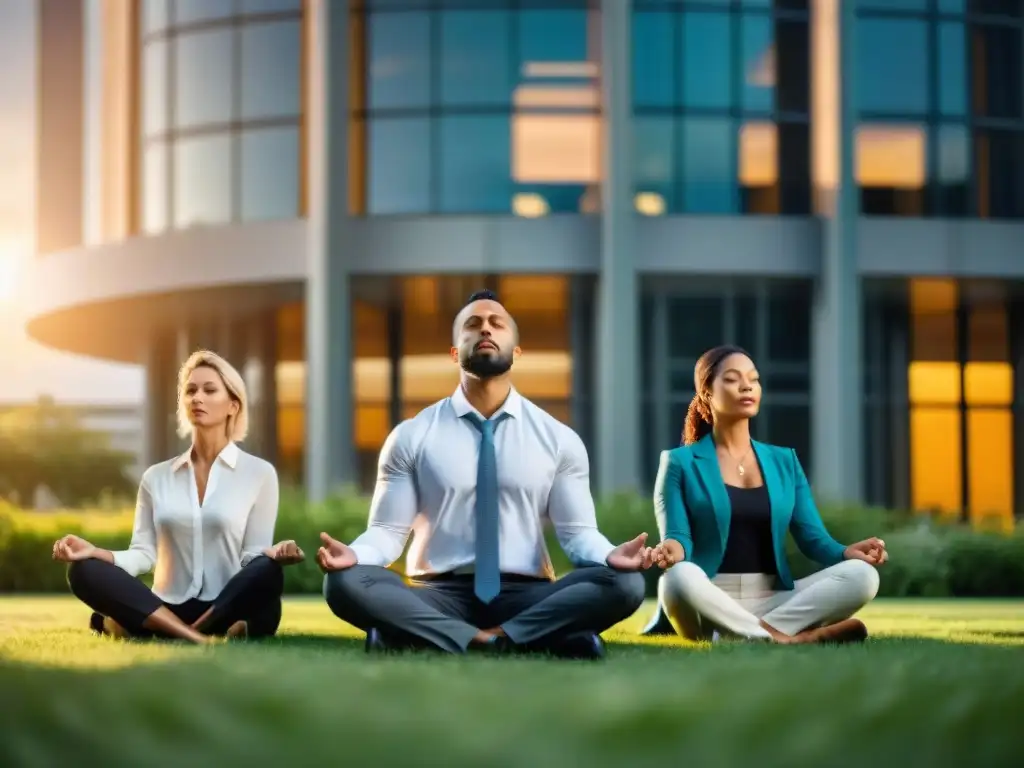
[682,393,713,446]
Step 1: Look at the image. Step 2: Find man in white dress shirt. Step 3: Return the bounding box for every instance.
[317,291,653,659]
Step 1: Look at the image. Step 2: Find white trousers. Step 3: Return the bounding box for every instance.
[659,559,880,641]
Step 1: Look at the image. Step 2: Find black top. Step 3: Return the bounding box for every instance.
[718,484,777,575]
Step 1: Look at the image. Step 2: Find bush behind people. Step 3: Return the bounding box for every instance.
[2,492,1022,597]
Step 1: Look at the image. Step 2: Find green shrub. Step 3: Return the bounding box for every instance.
[1,492,1021,598]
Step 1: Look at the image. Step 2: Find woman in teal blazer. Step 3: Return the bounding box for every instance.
[641,345,888,645]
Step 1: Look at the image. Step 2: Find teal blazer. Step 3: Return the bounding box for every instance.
[653,434,846,590]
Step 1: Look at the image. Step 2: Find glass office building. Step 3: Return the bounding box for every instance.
[27,0,1024,526]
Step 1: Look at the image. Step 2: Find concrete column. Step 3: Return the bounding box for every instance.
[305,0,354,501]
[810,0,863,504]
[142,330,173,466]
[593,0,640,495]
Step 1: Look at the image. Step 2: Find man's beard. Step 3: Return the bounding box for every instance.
[460,348,514,379]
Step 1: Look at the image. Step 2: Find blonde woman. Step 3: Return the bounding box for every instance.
[53,350,304,644]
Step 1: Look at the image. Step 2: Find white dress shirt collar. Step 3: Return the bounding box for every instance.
[449,383,523,421]
[170,441,240,472]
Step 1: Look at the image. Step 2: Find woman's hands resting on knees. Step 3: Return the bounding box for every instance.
[263,539,305,566]
[53,534,102,563]
[651,539,685,569]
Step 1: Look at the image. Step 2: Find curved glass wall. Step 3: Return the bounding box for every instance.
[856,0,1024,218]
[353,1,601,216]
[139,0,303,234]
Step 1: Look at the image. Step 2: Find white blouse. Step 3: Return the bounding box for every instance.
[112,442,280,604]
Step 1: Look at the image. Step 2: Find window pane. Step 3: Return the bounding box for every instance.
[978,129,1024,219]
[173,135,233,229]
[141,0,169,34]
[741,14,774,113]
[775,18,809,115]
[368,118,431,214]
[633,11,674,107]
[908,361,962,405]
[681,117,736,213]
[439,11,512,107]
[739,120,778,214]
[910,407,962,515]
[967,409,1013,524]
[857,123,926,216]
[175,0,235,25]
[511,113,598,214]
[634,116,675,211]
[964,362,1013,406]
[778,121,810,214]
[241,127,299,220]
[938,23,967,117]
[937,124,970,216]
[858,0,927,7]
[666,295,725,361]
[972,25,1023,120]
[367,12,430,110]
[439,115,512,213]
[681,12,731,109]
[143,143,168,234]
[142,41,167,137]
[175,30,234,128]
[241,21,301,119]
[768,283,811,362]
[240,0,302,12]
[857,20,928,114]
[518,10,590,69]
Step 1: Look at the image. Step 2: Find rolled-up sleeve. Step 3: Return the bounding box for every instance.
[547,430,616,567]
[348,422,420,568]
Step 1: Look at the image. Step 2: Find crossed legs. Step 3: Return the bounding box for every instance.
[658,559,879,643]
[67,556,284,642]
[323,565,646,655]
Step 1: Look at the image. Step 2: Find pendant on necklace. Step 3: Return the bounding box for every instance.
[738,464,745,476]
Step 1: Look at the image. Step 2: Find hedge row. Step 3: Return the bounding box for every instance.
[2,492,1022,598]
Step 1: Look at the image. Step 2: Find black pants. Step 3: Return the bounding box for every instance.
[67,555,284,639]
[324,566,647,654]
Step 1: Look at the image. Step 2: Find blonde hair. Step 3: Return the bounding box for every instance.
[176,349,249,442]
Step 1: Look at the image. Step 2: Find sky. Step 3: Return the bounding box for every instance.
[0,1,141,404]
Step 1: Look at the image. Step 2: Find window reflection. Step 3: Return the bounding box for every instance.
[241,21,302,120]
[175,0,234,26]
[857,19,928,115]
[143,144,168,235]
[633,11,673,107]
[938,23,967,116]
[143,41,168,137]
[440,116,512,212]
[634,116,675,211]
[741,15,774,112]
[241,0,302,12]
[366,12,431,109]
[857,124,926,215]
[173,135,232,229]
[681,12,731,109]
[175,29,234,128]
[682,117,735,213]
[368,118,431,214]
[440,11,512,106]
[241,128,300,220]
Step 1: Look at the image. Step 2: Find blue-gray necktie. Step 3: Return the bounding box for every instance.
[463,412,508,603]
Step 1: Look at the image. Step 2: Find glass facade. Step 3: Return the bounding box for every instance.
[351,1,601,215]
[138,0,303,234]
[633,0,812,215]
[856,0,1024,218]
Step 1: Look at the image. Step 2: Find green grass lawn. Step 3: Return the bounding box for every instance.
[2,597,1023,768]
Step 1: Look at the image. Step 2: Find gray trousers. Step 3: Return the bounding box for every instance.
[323,565,647,654]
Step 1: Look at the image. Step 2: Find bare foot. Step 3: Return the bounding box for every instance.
[795,618,869,645]
[470,629,497,646]
[226,620,249,641]
[102,617,130,640]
